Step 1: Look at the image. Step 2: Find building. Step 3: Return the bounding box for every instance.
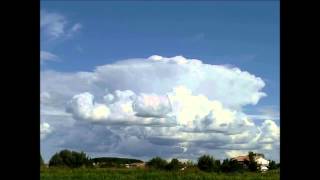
[231,154,269,172]
[255,156,269,172]
[124,162,145,168]
[231,155,249,166]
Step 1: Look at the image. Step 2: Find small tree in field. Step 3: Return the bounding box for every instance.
[146,157,168,170]
[247,152,259,172]
[214,160,221,172]
[48,149,91,168]
[268,160,277,170]
[166,158,182,171]
[40,154,44,167]
[197,155,218,172]
[221,158,244,172]
[49,153,64,167]
[185,160,196,167]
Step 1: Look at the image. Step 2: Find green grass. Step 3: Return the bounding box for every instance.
[41,167,280,180]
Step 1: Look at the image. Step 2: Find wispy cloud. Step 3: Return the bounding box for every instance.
[247,105,280,121]
[41,10,82,40]
[40,10,82,65]
[193,33,205,41]
[70,23,82,33]
[40,51,58,62]
[185,33,206,42]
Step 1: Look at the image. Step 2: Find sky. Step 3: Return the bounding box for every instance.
[40,1,280,163]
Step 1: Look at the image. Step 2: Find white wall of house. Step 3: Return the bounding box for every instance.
[255,157,269,171]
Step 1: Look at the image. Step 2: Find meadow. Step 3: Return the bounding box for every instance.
[40,167,280,180]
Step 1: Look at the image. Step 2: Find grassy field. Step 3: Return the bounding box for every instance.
[41,167,280,180]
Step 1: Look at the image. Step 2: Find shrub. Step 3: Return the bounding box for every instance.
[146,157,168,170]
[221,158,244,172]
[40,154,44,167]
[268,160,278,170]
[48,149,91,168]
[185,160,195,167]
[247,152,259,172]
[166,158,182,171]
[197,155,219,172]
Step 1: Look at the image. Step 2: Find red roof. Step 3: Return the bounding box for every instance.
[231,155,249,162]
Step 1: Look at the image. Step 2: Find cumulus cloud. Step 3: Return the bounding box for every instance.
[67,92,110,121]
[258,120,280,144]
[66,85,256,134]
[133,93,172,118]
[41,91,51,103]
[86,55,266,108]
[41,55,279,161]
[66,90,175,126]
[40,122,52,140]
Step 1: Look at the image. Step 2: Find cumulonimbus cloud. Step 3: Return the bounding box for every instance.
[41,55,279,161]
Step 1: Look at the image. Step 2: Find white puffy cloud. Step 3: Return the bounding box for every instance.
[133,93,172,118]
[40,122,52,140]
[258,120,280,144]
[86,55,266,108]
[66,90,175,126]
[41,55,279,161]
[66,85,254,134]
[67,92,110,122]
[168,86,239,131]
[40,91,51,103]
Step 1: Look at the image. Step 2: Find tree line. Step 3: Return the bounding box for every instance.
[41,149,279,173]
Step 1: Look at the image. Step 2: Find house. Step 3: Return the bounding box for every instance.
[124,162,145,168]
[231,155,249,166]
[231,154,269,172]
[255,156,269,172]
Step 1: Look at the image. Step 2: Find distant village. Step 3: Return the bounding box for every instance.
[92,153,272,172]
[41,149,279,173]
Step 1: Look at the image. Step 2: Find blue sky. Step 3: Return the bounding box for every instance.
[41,1,279,111]
[41,1,279,162]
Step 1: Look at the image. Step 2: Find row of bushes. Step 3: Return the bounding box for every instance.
[146,153,279,173]
[41,150,280,173]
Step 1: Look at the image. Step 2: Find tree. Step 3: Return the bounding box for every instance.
[185,160,195,167]
[48,149,91,168]
[197,155,219,172]
[247,152,259,172]
[146,157,168,170]
[214,160,221,172]
[268,160,277,170]
[40,154,44,167]
[221,159,244,173]
[49,153,64,167]
[166,158,182,171]
[59,149,73,167]
[72,151,91,168]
